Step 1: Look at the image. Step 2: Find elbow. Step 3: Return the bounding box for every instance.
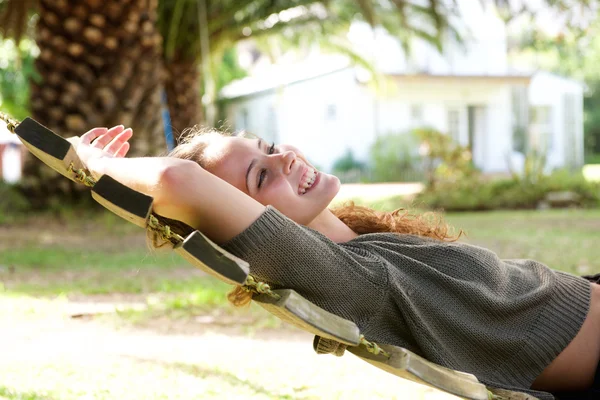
[153,159,201,216]
[159,159,199,190]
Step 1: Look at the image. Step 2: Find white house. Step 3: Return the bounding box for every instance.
[0,120,24,183]
[219,2,584,175]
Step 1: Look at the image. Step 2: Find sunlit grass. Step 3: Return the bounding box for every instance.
[583,164,600,182]
[345,195,600,276]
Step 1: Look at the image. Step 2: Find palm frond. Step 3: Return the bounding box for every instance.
[207,0,257,35]
[0,0,38,42]
[354,0,377,26]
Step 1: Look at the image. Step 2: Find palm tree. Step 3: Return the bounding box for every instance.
[158,0,596,135]
[158,0,466,136]
[0,0,165,203]
[0,0,592,203]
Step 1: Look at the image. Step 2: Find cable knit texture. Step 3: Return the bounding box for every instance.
[222,206,591,400]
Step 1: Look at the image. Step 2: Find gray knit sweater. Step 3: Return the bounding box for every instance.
[222,206,591,399]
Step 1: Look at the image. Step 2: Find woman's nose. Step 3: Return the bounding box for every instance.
[277,150,296,174]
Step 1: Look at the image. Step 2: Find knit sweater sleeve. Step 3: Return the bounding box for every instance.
[221,206,387,325]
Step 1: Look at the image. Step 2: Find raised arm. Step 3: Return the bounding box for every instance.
[79,126,265,243]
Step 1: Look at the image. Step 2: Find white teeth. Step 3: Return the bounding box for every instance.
[298,167,318,195]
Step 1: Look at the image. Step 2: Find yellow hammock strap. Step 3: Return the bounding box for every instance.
[0,111,20,133]
[242,275,281,300]
[67,163,96,187]
[359,334,391,358]
[147,214,185,244]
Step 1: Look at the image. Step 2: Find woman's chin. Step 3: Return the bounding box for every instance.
[324,173,341,198]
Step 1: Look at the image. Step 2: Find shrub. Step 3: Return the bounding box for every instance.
[416,170,600,212]
[332,149,368,183]
[332,149,365,173]
[413,127,477,189]
[0,181,30,223]
[369,131,423,182]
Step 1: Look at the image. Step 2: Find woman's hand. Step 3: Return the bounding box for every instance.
[77,125,133,177]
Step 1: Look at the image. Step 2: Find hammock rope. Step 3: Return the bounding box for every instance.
[242,275,281,300]
[67,162,96,187]
[0,111,20,133]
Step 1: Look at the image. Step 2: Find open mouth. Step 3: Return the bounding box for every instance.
[298,167,318,195]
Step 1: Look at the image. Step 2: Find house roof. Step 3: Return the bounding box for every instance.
[219,58,536,101]
[219,56,351,101]
[387,73,532,84]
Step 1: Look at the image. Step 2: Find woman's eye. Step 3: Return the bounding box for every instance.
[258,169,267,188]
[257,143,275,189]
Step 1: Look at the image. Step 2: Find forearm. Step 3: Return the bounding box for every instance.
[88,156,265,243]
[160,161,265,243]
[87,156,193,223]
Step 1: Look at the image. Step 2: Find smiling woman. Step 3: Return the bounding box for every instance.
[74,124,600,400]
[168,127,340,227]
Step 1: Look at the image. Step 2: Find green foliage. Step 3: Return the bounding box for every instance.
[413,127,476,188]
[332,149,365,173]
[0,386,53,400]
[332,149,367,183]
[369,131,423,182]
[416,170,600,212]
[586,153,600,164]
[215,48,248,93]
[584,80,600,155]
[508,149,548,184]
[510,12,600,162]
[0,181,30,223]
[0,37,37,120]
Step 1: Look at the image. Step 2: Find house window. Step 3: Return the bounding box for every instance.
[447,108,460,142]
[563,93,577,167]
[325,104,337,120]
[411,104,423,124]
[238,108,249,130]
[529,106,552,153]
[266,106,278,143]
[511,86,528,153]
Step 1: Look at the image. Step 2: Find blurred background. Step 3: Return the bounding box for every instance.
[1,0,600,210]
[0,1,599,399]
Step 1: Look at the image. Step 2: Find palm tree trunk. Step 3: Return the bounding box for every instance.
[164,56,203,141]
[23,0,165,205]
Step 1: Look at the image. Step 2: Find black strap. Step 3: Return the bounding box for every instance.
[582,273,600,284]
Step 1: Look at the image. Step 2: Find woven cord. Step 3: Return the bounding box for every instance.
[147,215,185,244]
[0,111,20,133]
[359,334,391,358]
[242,275,281,300]
[67,163,96,187]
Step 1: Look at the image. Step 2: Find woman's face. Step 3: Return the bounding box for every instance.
[205,136,340,224]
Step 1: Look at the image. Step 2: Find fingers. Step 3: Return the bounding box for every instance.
[81,127,108,145]
[92,125,125,148]
[115,142,130,158]
[105,128,133,154]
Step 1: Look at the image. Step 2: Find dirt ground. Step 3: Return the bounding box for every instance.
[0,216,461,399]
[0,294,461,400]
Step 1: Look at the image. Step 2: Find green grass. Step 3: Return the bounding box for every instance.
[0,248,173,270]
[2,204,599,323]
[348,196,600,276]
[0,386,55,400]
[1,203,598,400]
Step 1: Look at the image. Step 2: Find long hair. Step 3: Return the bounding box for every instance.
[150,126,461,306]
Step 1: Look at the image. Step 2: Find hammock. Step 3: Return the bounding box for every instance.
[0,112,539,400]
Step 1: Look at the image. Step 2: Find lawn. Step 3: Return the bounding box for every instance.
[0,202,598,400]
[2,203,597,311]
